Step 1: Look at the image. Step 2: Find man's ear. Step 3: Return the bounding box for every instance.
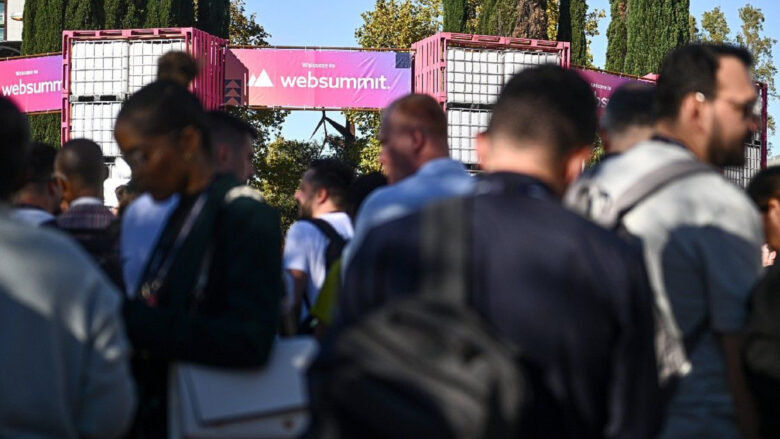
[562,146,592,188]
[315,187,329,205]
[476,132,491,171]
[768,198,780,217]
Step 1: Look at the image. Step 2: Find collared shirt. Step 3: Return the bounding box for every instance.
[341,157,475,271]
[69,196,103,207]
[336,172,661,439]
[120,194,180,297]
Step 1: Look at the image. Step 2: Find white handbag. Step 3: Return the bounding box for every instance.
[168,336,319,439]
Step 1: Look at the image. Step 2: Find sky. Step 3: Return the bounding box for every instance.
[247,0,780,153]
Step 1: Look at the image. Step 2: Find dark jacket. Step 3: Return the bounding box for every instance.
[123,175,283,438]
[334,172,662,439]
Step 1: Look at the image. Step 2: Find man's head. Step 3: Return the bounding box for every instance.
[13,142,62,213]
[207,110,258,183]
[748,167,780,251]
[55,139,107,204]
[654,44,758,167]
[378,94,449,184]
[476,65,597,193]
[295,158,354,219]
[601,82,656,154]
[0,96,30,202]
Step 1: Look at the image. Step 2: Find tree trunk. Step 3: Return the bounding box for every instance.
[513,0,548,39]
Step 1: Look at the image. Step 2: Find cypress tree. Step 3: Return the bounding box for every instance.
[604,0,627,71]
[624,0,689,76]
[557,0,587,65]
[513,0,547,39]
[145,0,194,28]
[22,0,65,146]
[476,0,497,34]
[197,0,230,38]
[477,0,518,36]
[64,0,103,30]
[443,0,467,33]
[105,0,146,29]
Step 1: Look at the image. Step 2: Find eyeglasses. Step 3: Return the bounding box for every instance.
[696,92,760,121]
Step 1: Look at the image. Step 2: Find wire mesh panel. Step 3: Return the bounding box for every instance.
[503,50,561,83]
[70,102,123,158]
[448,108,490,164]
[724,130,764,188]
[446,48,503,105]
[129,39,187,93]
[71,41,129,97]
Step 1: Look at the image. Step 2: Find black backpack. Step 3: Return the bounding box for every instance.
[307,197,526,439]
[298,218,348,333]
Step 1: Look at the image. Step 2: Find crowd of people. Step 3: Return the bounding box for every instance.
[1,42,778,439]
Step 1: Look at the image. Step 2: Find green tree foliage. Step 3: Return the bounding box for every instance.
[624,0,690,76]
[546,0,559,40]
[476,0,518,37]
[443,0,467,32]
[736,5,776,97]
[198,0,231,39]
[65,0,103,30]
[688,15,700,42]
[351,0,441,173]
[513,0,547,39]
[557,0,587,66]
[583,7,604,67]
[700,7,730,44]
[144,0,194,28]
[104,0,145,28]
[605,0,626,71]
[257,138,322,230]
[22,0,66,146]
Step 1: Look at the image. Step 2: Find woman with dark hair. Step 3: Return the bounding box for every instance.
[115,80,282,438]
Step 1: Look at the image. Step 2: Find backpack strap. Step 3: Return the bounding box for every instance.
[612,159,715,226]
[300,218,347,250]
[420,197,470,303]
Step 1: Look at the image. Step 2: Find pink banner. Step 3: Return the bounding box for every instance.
[574,68,652,116]
[225,49,412,109]
[0,55,62,113]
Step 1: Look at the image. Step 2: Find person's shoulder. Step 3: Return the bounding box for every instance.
[221,185,278,222]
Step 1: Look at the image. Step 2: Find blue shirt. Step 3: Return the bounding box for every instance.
[120,194,179,296]
[341,157,474,271]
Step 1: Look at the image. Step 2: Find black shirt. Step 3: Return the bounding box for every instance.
[336,172,661,439]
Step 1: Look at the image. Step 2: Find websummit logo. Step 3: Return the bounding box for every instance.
[248,70,274,88]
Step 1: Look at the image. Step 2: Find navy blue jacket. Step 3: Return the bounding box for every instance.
[336,172,662,439]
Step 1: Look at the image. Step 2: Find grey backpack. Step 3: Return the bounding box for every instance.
[567,158,715,384]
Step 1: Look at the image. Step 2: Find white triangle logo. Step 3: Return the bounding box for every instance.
[255,70,274,87]
[248,75,257,87]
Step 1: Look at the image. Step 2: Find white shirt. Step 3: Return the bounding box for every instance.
[283,212,353,318]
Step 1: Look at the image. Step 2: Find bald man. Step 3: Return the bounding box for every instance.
[55,139,123,288]
[341,93,475,272]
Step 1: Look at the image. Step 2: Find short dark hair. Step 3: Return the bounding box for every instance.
[385,94,447,141]
[601,82,656,134]
[306,158,355,210]
[0,96,30,201]
[58,139,107,189]
[654,43,753,120]
[487,65,597,158]
[346,171,388,219]
[747,166,780,211]
[117,80,211,155]
[207,110,258,155]
[21,142,58,187]
[157,51,199,87]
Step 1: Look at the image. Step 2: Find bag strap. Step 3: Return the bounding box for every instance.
[612,159,714,226]
[300,218,346,248]
[420,197,470,303]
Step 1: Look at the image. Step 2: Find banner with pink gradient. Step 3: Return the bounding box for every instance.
[0,55,62,113]
[224,49,412,109]
[574,68,653,117]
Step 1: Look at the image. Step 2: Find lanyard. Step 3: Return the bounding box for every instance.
[139,193,208,305]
